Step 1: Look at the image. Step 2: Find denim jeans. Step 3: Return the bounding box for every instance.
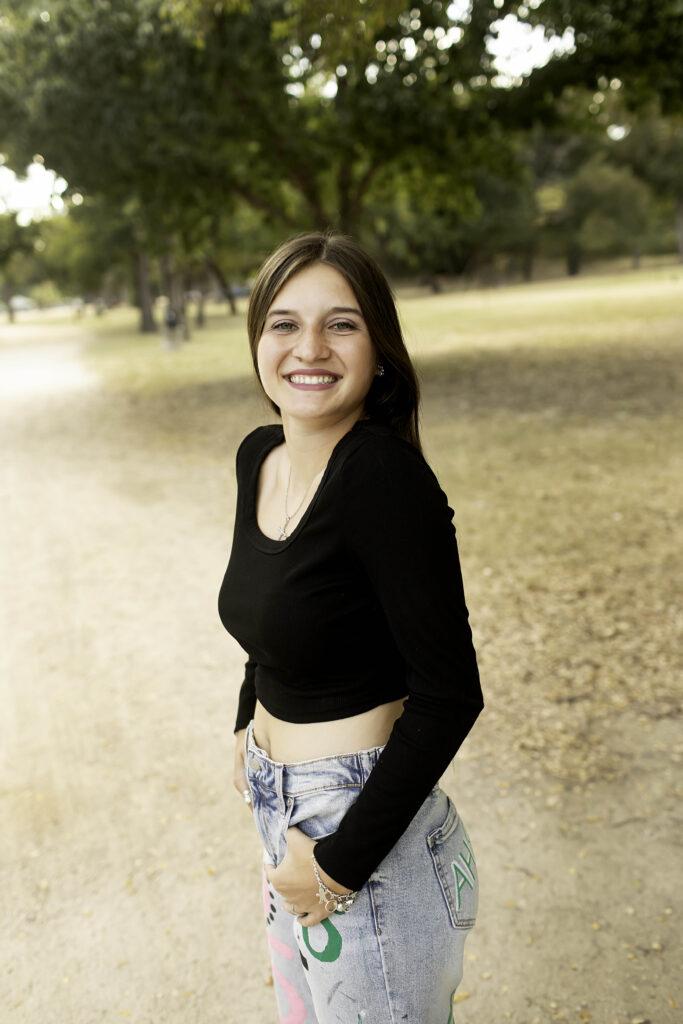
[244,721,478,1024]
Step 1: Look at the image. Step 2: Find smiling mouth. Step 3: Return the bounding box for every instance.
[285,373,341,385]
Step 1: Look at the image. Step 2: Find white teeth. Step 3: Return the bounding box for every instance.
[288,374,338,385]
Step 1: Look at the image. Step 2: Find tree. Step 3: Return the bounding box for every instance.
[0,214,39,322]
[0,1,537,243]
[613,106,683,262]
[509,0,683,117]
[39,202,140,303]
[1,0,678,301]
[552,157,652,274]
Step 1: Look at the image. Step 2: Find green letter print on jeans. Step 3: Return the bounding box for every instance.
[302,916,342,963]
[446,987,458,1024]
[451,827,476,912]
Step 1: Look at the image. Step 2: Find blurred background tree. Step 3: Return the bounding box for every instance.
[0,214,40,321]
[0,0,680,323]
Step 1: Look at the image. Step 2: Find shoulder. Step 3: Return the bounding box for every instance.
[235,424,283,472]
[335,421,450,518]
[333,423,456,550]
[338,421,434,484]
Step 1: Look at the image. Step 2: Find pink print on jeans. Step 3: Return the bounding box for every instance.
[271,964,307,1024]
[269,932,295,960]
[263,867,308,1022]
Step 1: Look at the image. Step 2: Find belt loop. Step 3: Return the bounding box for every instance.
[275,764,285,814]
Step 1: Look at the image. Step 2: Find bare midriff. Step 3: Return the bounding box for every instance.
[252,696,408,763]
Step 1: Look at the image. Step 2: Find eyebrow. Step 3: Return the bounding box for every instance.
[267,306,363,317]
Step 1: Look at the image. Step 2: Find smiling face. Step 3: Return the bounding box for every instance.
[256,263,377,431]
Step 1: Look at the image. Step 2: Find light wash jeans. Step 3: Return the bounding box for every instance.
[244,721,478,1024]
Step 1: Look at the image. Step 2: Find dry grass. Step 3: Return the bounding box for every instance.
[4,262,681,1022]
[76,264,683,790]
[78,263,683,789]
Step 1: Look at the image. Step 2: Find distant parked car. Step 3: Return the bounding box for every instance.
[222,284,251,298]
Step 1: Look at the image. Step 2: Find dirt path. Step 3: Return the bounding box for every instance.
[1,324,680,1023]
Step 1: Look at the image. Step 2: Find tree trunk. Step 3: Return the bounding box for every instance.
[676,192,683,263]
[195,289,205,328]
[341,160,384,236]
[170,270,190,342]
[420,272,441,294]
[632,240,642,269]
[135,252,157,333]
[206,257,237,315]
[337,160,353,233]
[159,252,171,299]
[2,285,16,323]
[566,239,581,276]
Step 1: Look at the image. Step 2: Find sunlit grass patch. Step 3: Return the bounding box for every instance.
[80,265,682,397]
[81,301,254,394]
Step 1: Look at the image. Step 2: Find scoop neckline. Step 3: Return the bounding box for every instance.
[245,420,368,553]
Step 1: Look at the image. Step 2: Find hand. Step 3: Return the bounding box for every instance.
[233,729,252,809]
[265,827,352,927]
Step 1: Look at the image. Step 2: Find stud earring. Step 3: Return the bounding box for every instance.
[375,363,385,377]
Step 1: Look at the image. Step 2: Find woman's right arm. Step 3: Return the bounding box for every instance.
[232,658,257,804]
[233,728,249,800]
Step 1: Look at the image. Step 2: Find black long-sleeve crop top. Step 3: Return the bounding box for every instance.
[217,419,484,891]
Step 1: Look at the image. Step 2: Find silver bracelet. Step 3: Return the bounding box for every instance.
[311,855,358,913]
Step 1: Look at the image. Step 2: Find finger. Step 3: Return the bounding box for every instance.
[297,910,326,927]
[233,782,252,807]
[233,774,249,796]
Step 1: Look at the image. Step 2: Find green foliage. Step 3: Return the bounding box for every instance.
[549,157,652,271]
[613,104,683,198]
[0,0,527,240]
[38,203,136,298]
[30,279,63,307]
[514,0,683,114]
[0,214,41,314]
[0,0,679,295]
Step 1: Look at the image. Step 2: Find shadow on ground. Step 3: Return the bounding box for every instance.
[417,342,683,420]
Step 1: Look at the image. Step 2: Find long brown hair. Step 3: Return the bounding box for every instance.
[247,232,422,451]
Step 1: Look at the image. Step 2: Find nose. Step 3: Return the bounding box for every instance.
[292,324,329,363]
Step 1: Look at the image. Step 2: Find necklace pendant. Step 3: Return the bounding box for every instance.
[278,514,291,541]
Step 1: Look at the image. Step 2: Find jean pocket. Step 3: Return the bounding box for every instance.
[287,783,362,852]
[426,796,478,930]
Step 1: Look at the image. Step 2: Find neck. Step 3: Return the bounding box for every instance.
[280,410,365,481]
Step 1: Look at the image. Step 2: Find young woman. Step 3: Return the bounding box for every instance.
[218,232,484,1024]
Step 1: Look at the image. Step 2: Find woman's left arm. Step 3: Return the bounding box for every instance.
[312,435,484,893]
